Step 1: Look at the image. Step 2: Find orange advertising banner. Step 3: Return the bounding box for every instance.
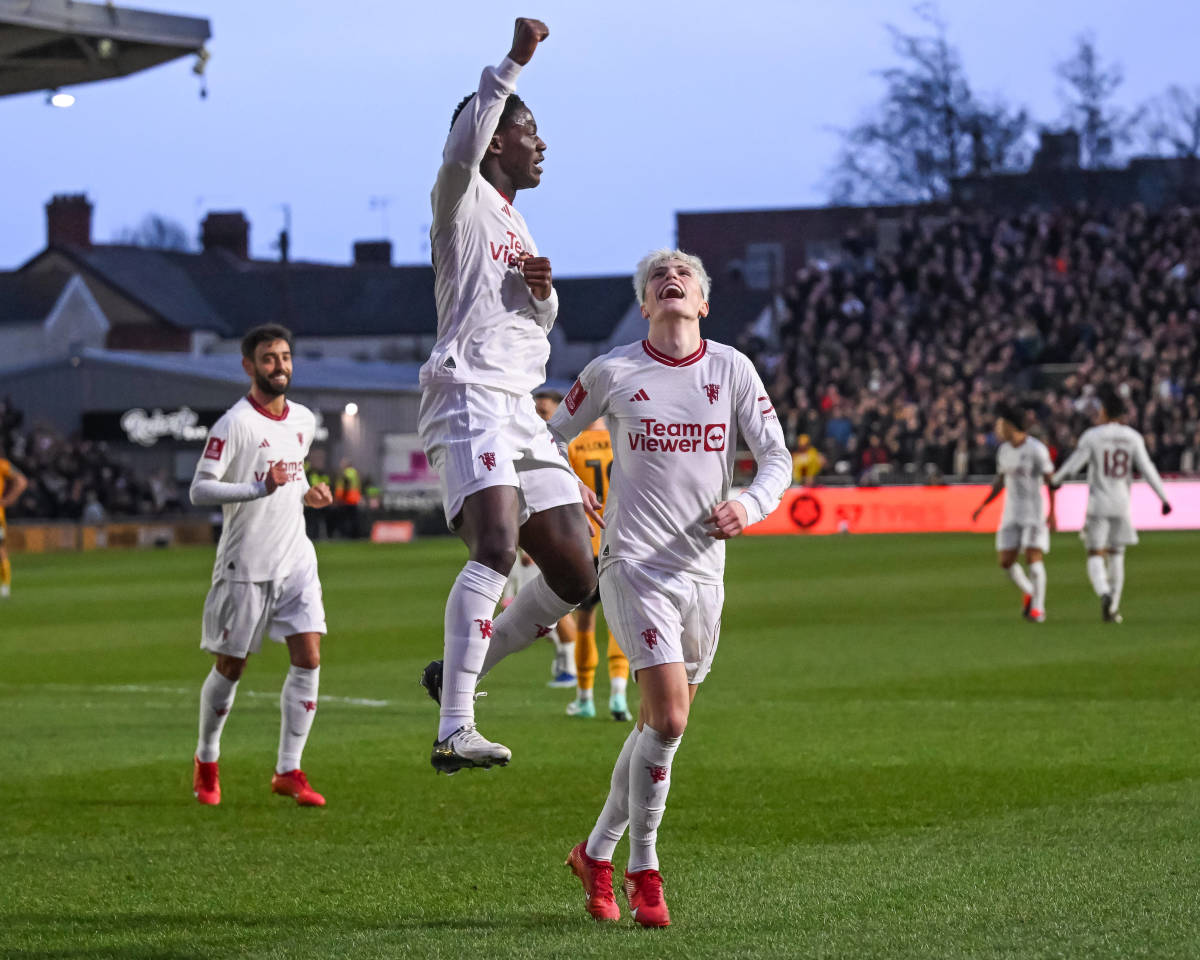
[746,482,1200,536]
[748,485,987,536]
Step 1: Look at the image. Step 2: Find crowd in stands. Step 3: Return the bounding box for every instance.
[747,203,1200,482]
[0,398,181,521]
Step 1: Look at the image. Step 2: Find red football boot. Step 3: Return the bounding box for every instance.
[1022,593,1033,618]
[565,842,620,921]
[624,868,670,927]
[270,769,326,806]
[193,756,220,805]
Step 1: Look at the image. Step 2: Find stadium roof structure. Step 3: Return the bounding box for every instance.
[1,346,424,393]
[0,0,209,97]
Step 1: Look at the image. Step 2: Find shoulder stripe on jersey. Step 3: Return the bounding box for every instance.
[245,394,290,421]
[641,339,708,367]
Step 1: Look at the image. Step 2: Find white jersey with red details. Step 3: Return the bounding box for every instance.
[194,396,316,584]
[419,56,558,397]
[549,339,792,584]
[997,436,1053,527]
[1051,422,1169,518]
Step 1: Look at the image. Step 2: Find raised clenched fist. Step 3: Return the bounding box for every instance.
[508,17,549,65]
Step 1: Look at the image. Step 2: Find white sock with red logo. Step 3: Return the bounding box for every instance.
[197,667,238,763]
[1029,561,1047,613]
[480,574,577,677]
[439,561,507,741]
[1006,563,1034,596]
[627,724,682,873]
[277,665,320,774]
[585,726,639,862]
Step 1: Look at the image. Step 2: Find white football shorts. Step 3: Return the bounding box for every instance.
[599,558,724,685]
[201,560,326,657]
[1080,513,1138,550]
[995,522,1050,553]
[419,382,581,529]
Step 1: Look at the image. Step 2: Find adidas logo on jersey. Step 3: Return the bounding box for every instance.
[629,388,650,402]
[259,438,270,448]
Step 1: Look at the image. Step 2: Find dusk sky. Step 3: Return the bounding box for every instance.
[2,0,1197,276]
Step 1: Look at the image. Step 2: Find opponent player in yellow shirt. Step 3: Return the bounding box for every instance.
[565,419,632,720]
[0,454,30,599]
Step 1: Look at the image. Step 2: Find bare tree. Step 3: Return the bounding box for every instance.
[828,5,1032,205]
[114,214,193,251]
[1144,85,1200,158]
[1056,34,1140,169]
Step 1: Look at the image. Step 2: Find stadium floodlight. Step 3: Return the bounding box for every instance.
[48,90,74,107]
[344,402,359,416]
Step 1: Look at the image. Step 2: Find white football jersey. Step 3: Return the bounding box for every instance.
[548,339,792,583]
[1052,422,1168,518]
[996,436,1053,526]
[193,396,317,583]
[419,57,558,397]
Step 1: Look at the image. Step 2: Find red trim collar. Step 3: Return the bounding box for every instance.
[494,185,514,204]
[246,394,290,421]
[642,339,707,367]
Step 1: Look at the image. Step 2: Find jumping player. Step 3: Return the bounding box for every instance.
[416,18,600,774]
[0,451,28,599]
[971,403,1056,622]
[551,250,792,926]
[565,418,633,721]
[1050,385,1172,623]
[189,324,334,806]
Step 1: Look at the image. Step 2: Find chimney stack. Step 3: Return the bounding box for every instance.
[46,194,93,248]
[354,240,393,266]
[201,211,250,259]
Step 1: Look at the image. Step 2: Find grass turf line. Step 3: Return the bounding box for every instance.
[1,531,1198,958]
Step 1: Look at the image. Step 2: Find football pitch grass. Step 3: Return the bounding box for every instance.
[2,531,1199,959]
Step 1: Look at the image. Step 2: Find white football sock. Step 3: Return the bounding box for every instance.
[1029,561,1047,613]
[627,724,682,873]
[577,687,594,702]
[276,664,320,774]
[480,574,577,677]
[197,666,238,763]
[1006,563,1034,595]
[610,675,628,698]
[554,637,576,675]
[1108,551,1126,610]
[439,561,507,741]
[586,726,639,862]
[1087,555,1111,598]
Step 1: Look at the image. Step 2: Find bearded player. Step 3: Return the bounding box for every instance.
[971,403,1056,622]
[1050,385,1172,623]
[417,17,601,774]
[188,324,334,806]
[545,250,792,926]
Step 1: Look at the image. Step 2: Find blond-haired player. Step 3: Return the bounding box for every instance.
[548,249,792,926]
